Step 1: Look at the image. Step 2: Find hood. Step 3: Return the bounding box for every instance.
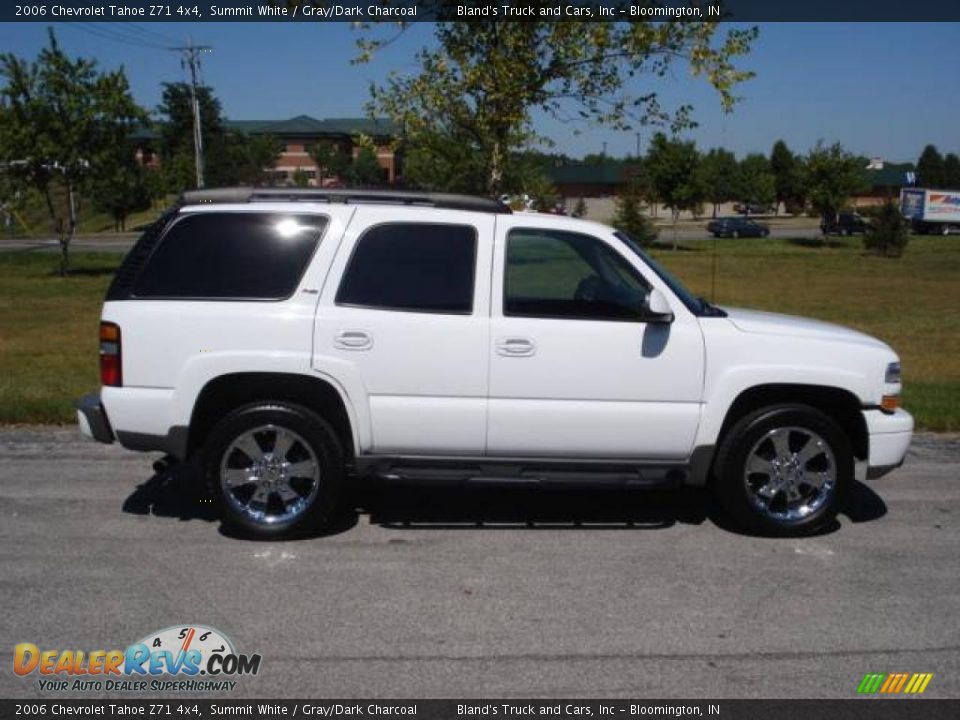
[721,307,890,350]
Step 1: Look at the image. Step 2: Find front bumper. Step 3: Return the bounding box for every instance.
[864,408,913,479]
[76,392,114,445]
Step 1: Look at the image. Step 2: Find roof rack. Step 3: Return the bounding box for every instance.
[179,187,512,214]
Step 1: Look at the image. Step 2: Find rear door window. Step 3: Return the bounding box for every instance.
[336,223,477,314]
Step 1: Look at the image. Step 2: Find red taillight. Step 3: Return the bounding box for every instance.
[100,322,122,387]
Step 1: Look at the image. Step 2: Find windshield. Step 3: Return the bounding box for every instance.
[614,231,720,317]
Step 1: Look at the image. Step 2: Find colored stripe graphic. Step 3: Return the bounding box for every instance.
[857,673,886,693]
[858,672,933,694]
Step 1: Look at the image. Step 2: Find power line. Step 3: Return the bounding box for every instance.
[100,23,176,48]
[61,22,167,52]
[123,22,179,46]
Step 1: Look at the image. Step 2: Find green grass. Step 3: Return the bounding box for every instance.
[1,236,958,430]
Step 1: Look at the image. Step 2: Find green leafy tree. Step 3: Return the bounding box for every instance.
[573,197,587,218]
[943,152,960,189]
[803,141,868,235]
[346,146,386,187]
[0,29,145,274]
[613,186,658,246]
[646,133,702,248]
[863,200,909,258]
[735,153,776,211]
[696,148,738,217]
[156,83,280,191]
[770,139,803,213]
[311,140,350,186]
[916,144,945,187]
[359,16,756,195]
[90,148,151,231]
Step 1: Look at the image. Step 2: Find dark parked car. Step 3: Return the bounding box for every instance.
[707,217,771,238]
[733,202,775,216]
[821,212,870,235]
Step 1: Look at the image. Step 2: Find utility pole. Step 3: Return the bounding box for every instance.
[635,132,641,159]
[170,36,212,188]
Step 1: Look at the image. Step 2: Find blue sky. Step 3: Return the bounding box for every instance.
[0,21,957,163]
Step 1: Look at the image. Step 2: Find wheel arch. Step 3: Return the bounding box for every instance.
[186,372,357,463]
[715,384,868,464]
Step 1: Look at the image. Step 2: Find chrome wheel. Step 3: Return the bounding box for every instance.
[743,426,836,522]
[219,424,321,526]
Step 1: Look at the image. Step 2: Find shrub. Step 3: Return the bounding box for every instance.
[863,201,909,257]
[573,197,588,218]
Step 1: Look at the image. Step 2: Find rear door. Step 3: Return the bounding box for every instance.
[313,207,494,455]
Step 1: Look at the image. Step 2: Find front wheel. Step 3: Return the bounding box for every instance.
[203,402,344,538]
[713,405,851,536]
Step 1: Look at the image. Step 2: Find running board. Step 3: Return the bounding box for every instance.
[359,458,687,488]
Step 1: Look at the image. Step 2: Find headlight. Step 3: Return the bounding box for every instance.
[885,361,902,384]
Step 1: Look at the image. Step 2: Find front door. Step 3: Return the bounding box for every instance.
[487,221,705,459]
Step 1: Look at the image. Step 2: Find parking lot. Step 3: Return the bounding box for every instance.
[2,427,958,699]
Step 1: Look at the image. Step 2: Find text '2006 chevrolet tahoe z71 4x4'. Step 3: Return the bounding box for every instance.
[77,188,913,538]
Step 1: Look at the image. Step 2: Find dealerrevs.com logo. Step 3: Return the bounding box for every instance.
[14,625,262,693]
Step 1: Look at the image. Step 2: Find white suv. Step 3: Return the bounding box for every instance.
[77,188,913,537]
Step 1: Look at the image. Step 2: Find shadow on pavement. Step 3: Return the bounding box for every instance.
[358,481,711,531]
[120,462,887,538]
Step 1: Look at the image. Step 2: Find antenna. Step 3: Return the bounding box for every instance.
[170,37,213,188]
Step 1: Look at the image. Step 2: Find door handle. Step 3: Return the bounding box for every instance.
[496,337,536,357]
[334,330,373,351]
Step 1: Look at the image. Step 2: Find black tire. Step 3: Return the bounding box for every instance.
[713,404,852,536]
[203,402,344,538]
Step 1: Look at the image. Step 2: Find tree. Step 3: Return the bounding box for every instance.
[0,29,145,274]
[573,197,587,218]
[359,17,756,195]
[646,133,702,248]
[613,185,658,246]
[803,141,868,235]
[311,140,350,187]
[863,200,909,258]
[696,148,738,217]
[770,140,803,213]
[155,82,280,191]
[346,146,386,187]
[90,148,151,231]
[916,144,945,188]
[735,153,776,211]
[943,153,960,189]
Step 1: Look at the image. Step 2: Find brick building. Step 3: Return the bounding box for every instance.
[131,115,398,186]
[226,115,398,186]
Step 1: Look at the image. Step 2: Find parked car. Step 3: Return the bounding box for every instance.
[733,202,774,215]
[821,212,870,235]
[707,216,771,238]
[78,188,912,539]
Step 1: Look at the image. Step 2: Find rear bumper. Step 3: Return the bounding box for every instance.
[864,408,913,479]
[76,392,114,445]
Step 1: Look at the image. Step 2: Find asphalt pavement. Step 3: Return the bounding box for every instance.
[1,427,957,699]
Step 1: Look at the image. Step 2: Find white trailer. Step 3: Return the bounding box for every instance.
[900,188,960,235]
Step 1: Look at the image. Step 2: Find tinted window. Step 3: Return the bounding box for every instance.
[505,229,650,321]
[336,223,476,314]
[134,212,326,300]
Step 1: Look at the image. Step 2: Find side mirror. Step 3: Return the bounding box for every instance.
[641,288,674,324]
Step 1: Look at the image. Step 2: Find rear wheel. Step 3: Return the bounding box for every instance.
[203,402,344,538]
[713,405,851,536]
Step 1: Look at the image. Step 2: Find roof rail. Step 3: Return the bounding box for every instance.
[179,187,512,214]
